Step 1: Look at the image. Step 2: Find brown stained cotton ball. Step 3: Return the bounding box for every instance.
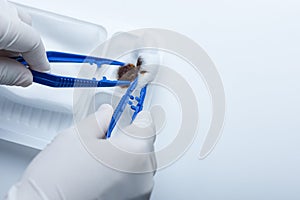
[117,63,139,82]
[117,57,146,83]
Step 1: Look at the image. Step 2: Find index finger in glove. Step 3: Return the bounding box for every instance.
[1,20,50,72]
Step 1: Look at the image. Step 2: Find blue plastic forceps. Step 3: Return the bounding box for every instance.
[14,51,147,138]
[14,51,131,88]
[106,79,148,138]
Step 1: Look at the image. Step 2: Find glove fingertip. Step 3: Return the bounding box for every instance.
[118,111,156,141]
[0,58,33,87]
[94,104,114,138]
[132,111,153,128]
[27,52,50,72]
[36,61,51,72]
[20,71,33,87]
[96,104,113,118]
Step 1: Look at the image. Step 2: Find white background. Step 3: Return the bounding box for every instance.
[2,0,300,199]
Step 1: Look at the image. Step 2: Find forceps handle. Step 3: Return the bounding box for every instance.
[30,70,130,88]
[106,78,138,138]
[14,51,126,66]
[12,51,129,88]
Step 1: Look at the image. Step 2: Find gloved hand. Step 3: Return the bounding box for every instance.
[0,0,50,87]
[5,104,157,200]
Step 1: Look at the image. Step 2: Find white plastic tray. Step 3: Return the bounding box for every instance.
[0,4,108,149]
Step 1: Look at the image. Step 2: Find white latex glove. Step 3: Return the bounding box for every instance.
[5,104,156,200]
[0,0,50,87]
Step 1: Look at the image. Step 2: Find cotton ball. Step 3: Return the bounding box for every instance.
[136,51,160,90]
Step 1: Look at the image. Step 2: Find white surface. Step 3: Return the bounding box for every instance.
[2,0,300,199]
